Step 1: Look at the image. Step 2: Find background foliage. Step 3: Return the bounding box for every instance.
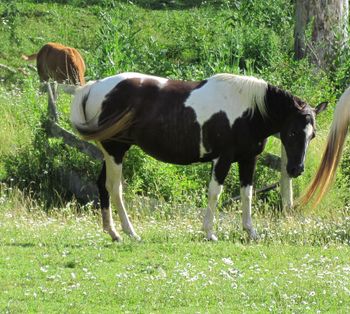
[0,0,349,213]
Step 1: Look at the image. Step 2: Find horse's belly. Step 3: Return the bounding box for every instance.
[132,105,233,164]
[136,133,201,165]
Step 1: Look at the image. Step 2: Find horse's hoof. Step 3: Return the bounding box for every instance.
[248,229,259,241]
[206,233,218,241]
[130,234,142,242]
[105,229,122,242]
[111,235,123,242]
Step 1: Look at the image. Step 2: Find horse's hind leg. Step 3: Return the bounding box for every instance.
[202,157,231,241]
[97,162,122,241]
[98,142,140,241]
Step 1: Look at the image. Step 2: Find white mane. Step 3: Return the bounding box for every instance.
[210,73,268,118]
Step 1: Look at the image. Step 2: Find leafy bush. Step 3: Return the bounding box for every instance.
[3,122,100,208]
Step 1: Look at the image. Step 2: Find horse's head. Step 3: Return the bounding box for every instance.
[280,101,328,178]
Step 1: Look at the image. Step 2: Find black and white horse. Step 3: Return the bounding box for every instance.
[67,72,327,241]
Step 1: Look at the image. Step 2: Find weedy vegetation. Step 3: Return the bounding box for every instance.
[0,0,350,312]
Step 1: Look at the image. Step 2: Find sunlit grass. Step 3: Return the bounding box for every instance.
[0,186,349,313]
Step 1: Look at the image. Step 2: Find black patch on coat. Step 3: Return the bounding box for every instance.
[81,90,90,121]
[99,78,208,164]
[201,111,232,160]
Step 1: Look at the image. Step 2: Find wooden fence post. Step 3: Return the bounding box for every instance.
[46,82,58,122]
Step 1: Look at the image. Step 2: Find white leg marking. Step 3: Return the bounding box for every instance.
[101,207,122,242]
[241,185,258,240]
[105,157,140,240]
[280,144,293,210]
[203,164,223,241]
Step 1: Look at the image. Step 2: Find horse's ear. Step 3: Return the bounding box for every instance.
[59,84,78,95]
[314,101,328,115]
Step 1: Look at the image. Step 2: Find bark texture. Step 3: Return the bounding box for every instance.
[294,0,348,67]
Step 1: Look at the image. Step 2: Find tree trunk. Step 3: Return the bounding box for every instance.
[294,0,348,68]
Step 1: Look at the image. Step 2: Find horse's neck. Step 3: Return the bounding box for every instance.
[263,85,297,134]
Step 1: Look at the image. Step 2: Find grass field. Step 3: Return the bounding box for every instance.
[1,1,350,312]
[1,187,350,313]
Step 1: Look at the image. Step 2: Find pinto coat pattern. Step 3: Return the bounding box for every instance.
[69,72,326,241]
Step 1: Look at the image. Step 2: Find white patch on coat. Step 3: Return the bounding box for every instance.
[184,74,268,157]
[304,123,313,140]
[70,72,168,130]
[301,123,314,164]
[199,129,206,157]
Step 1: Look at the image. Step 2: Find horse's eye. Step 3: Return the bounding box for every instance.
[289,131,296,137]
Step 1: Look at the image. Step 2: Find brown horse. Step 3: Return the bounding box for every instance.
[301,88,350,206]
[22,42,85,85]
[23,42,86,120]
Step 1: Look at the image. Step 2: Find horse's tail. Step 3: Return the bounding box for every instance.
[21,53,37,61]
[70,85,134,142]
[300,87,350,207]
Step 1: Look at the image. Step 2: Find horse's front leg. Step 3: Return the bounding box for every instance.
[239,157,258,240]
[202,157,231,241]
[280,144,293,210]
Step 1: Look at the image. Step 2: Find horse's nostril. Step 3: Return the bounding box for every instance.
[293,166,304,177]
[288,165,304,178]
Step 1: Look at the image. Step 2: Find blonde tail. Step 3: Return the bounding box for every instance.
[70,84,134,142]
[76,109,134,142]
[300,87,350,207]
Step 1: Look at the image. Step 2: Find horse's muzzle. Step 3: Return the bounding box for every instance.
[287,164,304,178]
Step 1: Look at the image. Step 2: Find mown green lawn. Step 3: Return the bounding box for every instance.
[1,200,349,313]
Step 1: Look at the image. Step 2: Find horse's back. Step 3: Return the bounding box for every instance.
[73,72,267,164]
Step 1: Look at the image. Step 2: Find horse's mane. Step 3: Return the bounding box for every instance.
[210,73,268,118]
